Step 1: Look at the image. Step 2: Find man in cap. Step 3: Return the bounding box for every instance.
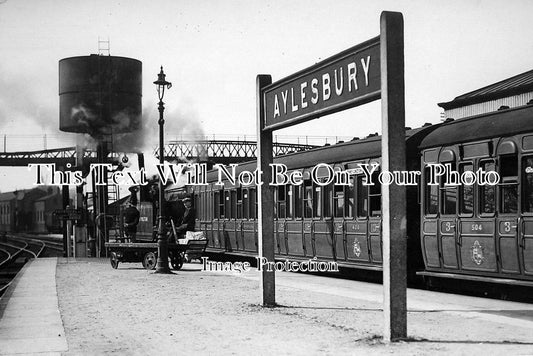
[175,196,196,239]
[123,201,140,242]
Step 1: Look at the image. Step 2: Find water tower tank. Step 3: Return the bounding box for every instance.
[59,55,142,135]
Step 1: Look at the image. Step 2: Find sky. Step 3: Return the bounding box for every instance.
[1,0,533,191]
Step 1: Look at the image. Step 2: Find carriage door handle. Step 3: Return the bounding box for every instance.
[455,220,462,246]
[519,217,526,249]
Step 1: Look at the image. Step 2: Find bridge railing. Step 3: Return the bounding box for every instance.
[0,139,331,167]
[167,134,353,147]
[0,133,353,153]
[161,140,319,161]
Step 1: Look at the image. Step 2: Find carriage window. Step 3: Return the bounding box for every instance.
[214,190,224,218]
[273,187,277,218]
[197,192,203,220]
[204,191,208,220]
[523,157,533,213]
[441,163,457,215]
[210,191,215,220]
[195,193,201,220]
[228,190,235,219]
[322,179,333,218]
[303,179,313,218]
[214,190,219,218]
[334,185,345,218]
[286,185,294,219]
[205,191,210,220]
[356,175,368,217]
[479,161,495,214]
[205,191,209,220]
[249,188,257,219]
[242,189,249,219]
[225,190,232,219]
[277,185,287,219]
[236,188,243,219]
[344,176,355,218]
[460,163,474,215]
[294,185,302,218]
[313,184,322,218]
[369,171,381,217]
[500,155,518,214]
[425,166,438,215]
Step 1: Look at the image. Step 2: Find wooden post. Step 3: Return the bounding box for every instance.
[66,212,72,258]
[256,74,276,306]
[380,11,407,342]
[62,185,69,257]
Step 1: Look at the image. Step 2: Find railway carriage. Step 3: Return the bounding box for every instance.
[418,104,533,285]
[190,123,439,277]
[132,103,533,289]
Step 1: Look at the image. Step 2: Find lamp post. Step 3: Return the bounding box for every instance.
[154,66,172,273]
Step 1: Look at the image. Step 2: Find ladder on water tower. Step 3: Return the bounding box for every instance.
[98,37,110,56]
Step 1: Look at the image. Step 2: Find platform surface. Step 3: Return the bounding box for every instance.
[0,258,68,355]
[1,256,533,355]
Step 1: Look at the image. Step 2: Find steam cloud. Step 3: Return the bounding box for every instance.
[0,66,58,134]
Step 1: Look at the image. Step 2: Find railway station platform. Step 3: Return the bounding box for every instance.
[1,257,533,355]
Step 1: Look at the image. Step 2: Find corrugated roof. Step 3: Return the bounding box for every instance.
[438,69,533,110]
[420,104,533,149]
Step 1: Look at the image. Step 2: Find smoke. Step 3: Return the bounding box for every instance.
[0,66,58,134]
[111,101,205,156]
[0,63,206,169]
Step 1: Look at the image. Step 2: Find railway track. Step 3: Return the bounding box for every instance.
[0,233,64,297]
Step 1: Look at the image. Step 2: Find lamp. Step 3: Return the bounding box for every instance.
[154,66,172,274]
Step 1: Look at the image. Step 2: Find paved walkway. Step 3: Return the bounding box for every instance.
[0,258,68,354]
[1,257,533,355]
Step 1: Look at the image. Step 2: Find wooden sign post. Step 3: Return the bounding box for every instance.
[256,11,406,341]
[256,74,275,306]
[380,12,406,342]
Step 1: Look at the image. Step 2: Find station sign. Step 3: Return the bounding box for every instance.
[53,208,82,220]
[262,36,380,131]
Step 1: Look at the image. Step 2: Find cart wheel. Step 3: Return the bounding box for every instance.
[143,252,157,270]
[171,253,184,270]
[110,252,119,269]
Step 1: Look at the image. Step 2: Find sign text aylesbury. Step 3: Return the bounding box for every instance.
[263,36,380,131]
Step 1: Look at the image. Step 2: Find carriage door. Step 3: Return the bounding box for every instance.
[495,146,520,274]
[459,160,497,273]
[438,149,460,270]
[520,155,533,275]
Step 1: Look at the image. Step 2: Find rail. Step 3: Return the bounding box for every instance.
[0,281,11,295]
[0,235,48,297]
[0,248,12,268]
[0,241,36,259]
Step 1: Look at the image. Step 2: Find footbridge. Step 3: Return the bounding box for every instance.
[0,140,319,167]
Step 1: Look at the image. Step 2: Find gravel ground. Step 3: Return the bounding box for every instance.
[56,258,533,355]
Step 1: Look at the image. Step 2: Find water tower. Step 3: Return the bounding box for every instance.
[59,54,142,256]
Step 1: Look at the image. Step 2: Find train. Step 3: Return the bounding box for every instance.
[0,187,64,234]
[10,102,531,289]
[149,103,531,288]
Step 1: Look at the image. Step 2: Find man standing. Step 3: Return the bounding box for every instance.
[123,201,140,242]
[175,197,196,238]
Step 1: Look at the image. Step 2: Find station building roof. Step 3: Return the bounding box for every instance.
[438,69,533,119]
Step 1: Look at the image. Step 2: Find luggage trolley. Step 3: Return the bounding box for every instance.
[105,239,207,270]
